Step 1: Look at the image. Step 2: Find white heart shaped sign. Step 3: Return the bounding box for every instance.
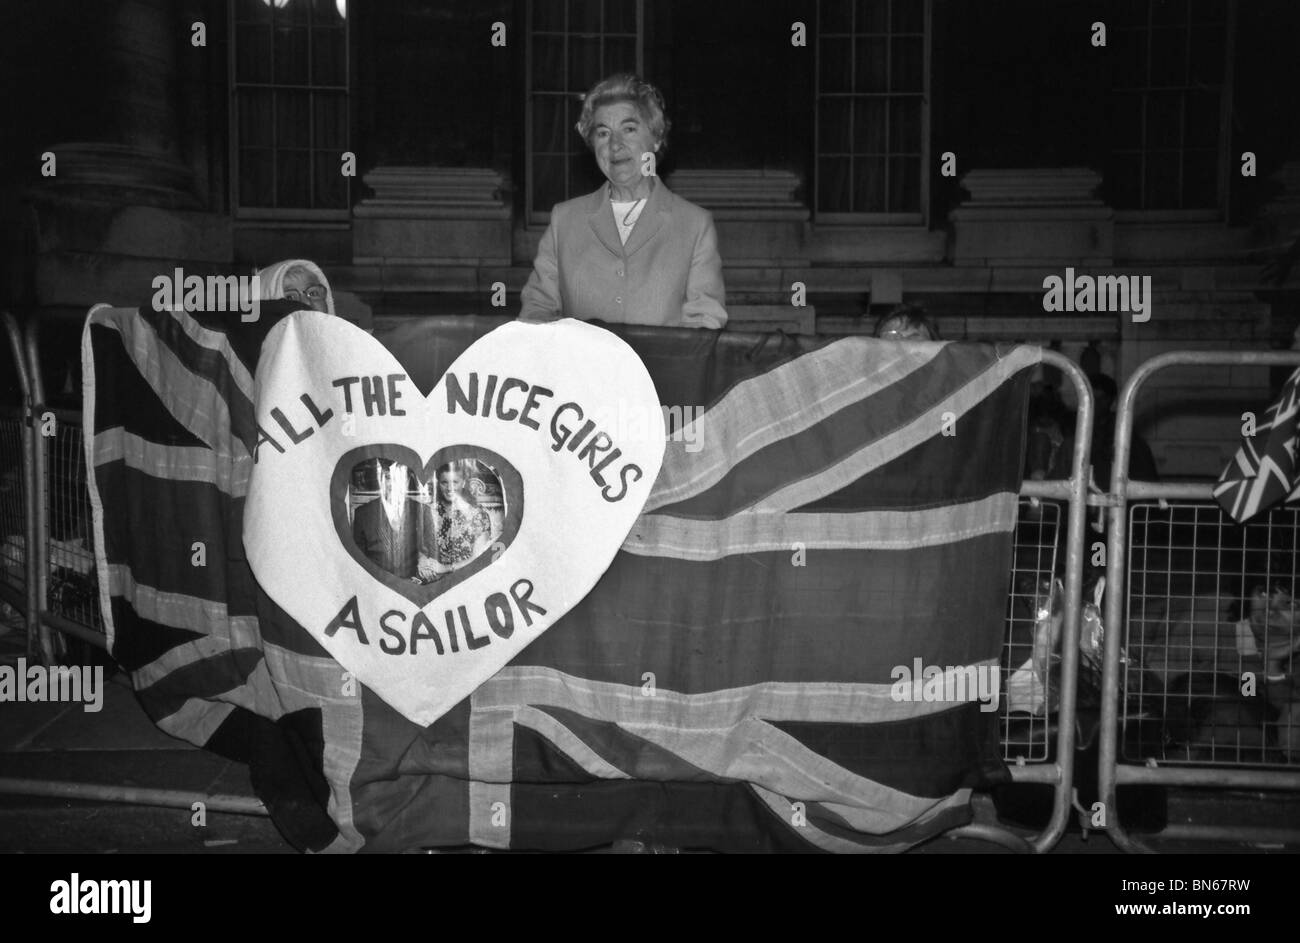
[244,314,665,726]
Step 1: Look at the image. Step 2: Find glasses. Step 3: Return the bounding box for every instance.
[284,285,327,301]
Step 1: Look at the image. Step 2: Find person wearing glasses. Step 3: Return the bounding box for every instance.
[256,258,334,315]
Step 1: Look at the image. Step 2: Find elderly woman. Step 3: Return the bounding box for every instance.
[256,258,334,315]
[518,74,727,329]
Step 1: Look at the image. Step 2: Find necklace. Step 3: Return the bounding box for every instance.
[618,198,646,226]
[609,180,651,225]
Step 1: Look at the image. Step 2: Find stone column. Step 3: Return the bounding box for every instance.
[25,0,231,308]
[46,0,197,207]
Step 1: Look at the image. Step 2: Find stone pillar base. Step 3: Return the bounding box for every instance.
[40,142,199,210]
[950,168,1113,267]
[664,169,809,265]
[353,167,512,266]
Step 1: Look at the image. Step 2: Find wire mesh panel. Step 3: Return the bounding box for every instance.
[0,408,27,609]
[1125,500,1300,769]
[41,409,101,637]
[1001,497,1063,762]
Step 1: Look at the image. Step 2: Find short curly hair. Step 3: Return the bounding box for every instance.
[574,73,671,155]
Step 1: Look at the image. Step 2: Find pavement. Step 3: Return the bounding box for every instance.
[0,621,293,853]
[3,618,1299,854]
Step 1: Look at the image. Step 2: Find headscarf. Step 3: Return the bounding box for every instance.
[255,258,336,316]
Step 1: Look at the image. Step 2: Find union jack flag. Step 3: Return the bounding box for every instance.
[1214,367,1300,523]
[85,302,1038,852]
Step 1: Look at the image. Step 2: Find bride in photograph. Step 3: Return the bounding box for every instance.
[418,461,493,581]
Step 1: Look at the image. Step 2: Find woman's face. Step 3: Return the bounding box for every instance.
[590,102,657,190]
[438,470,463,502]
[282,267,329,313]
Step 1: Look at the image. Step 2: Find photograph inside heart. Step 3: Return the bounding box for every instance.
[345,456,506,585]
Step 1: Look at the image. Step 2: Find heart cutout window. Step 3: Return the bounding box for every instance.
[332,444,523,607]
[244,315,665,727]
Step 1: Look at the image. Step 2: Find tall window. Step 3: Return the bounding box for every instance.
[230,0,350,217]
[526,0,642,222]
[1107,0,1232,212]
[814,0,929,221]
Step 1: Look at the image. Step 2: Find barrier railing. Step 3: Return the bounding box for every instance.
[946,350,1093,853]
[1100,350,1300,852]
[41,406,99,641]
[0,406,27,608]
[1,311,41,660]
[26,316,106,653]
[2,313,1091,845]
[17,318,1300,850]
[1002,497,1065,765]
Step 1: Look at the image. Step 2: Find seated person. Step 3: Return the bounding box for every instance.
[1140,584,1300,702]
[518,73,727,329]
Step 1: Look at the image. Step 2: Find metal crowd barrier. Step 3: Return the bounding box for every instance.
[946,350,1093,853]
[0,312,107,666]
[1,312,40,659]
[0,406,27,616]
[0,312,267,823]
[27,316,107,655]
[1100,350,1300,852]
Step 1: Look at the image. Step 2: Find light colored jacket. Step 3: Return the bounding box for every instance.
[519,180,727,329]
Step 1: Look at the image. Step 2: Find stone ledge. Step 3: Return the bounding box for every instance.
[353,167,511,263]
[950,167,1113,266]
[663,169,810,263]
[663,169,806,214]
[954,168,1106,207]
[353,167,510,219]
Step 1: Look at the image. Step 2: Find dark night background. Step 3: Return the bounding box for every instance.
[2,0,1299,477]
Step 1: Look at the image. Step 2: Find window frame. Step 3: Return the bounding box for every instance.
[1106,0,1236,218]
[812,0,932,225]
[523,0,645,227]
[227,0,353,222]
